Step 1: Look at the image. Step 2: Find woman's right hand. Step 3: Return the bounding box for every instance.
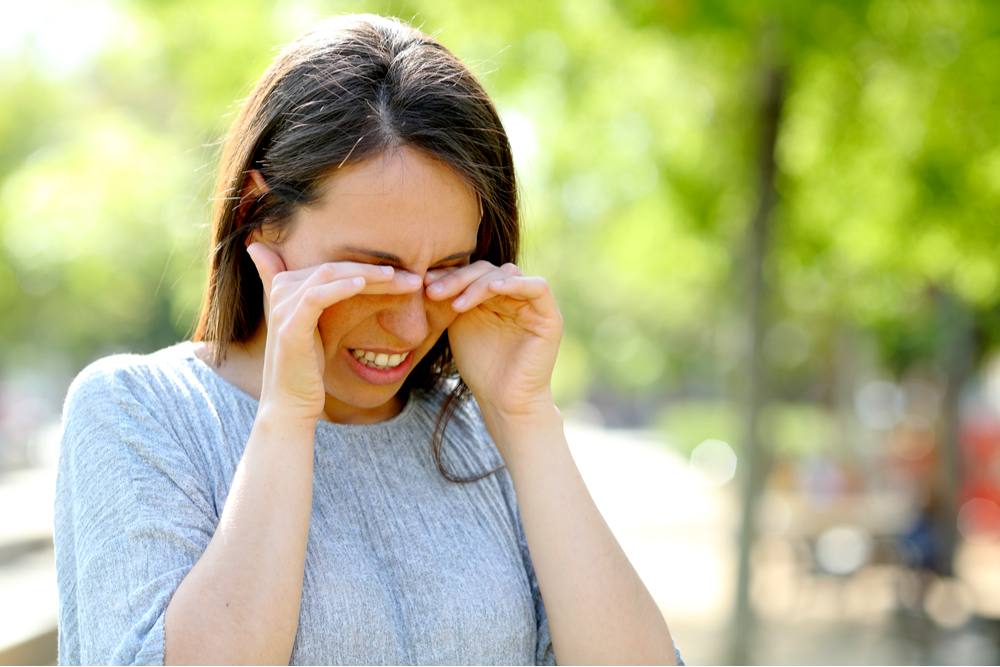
[245,242,422,422]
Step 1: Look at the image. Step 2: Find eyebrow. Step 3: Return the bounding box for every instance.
[337,245,476,266]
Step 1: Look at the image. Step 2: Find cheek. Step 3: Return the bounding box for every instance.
[425,299,459,334]
[316,296,374,343]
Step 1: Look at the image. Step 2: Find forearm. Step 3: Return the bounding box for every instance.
[164,408,316,665]
[486,407,676,666]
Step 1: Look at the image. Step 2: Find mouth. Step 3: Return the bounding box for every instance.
[350,348,411,371]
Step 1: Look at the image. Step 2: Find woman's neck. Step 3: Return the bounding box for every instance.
[193,337,266,402]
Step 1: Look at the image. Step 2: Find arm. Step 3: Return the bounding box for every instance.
[427,263,676,665]
[164,244,419,664]
[487,407,676,665]
[163,410,316,664]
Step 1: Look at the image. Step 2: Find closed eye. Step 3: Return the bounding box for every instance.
[431,259,471,271]
[337,245,476,271]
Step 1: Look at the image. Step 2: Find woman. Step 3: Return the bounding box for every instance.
[55,14,681,665]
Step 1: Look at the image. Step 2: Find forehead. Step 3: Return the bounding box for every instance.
[288,147,481,265]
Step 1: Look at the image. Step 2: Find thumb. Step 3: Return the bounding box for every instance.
[246,241,286,297]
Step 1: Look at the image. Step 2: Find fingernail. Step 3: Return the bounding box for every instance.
[425,270,439,281]
[428,282,444,294]
[452,295,466,308]
[491,279,504,287]
[406,273,422,286]
[381,266,393,275]
[352,277,365,287]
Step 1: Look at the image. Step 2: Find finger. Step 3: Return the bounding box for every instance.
[274,261,396,288]
[450,265,521,312]
[423,265,463,286]
[486,275,560,318]
[246,242,287,296]
[280,277,368,335]
[425,261,500,300]
[285,265,421,301]
[359,269,423,295]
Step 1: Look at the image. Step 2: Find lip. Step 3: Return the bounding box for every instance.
[345,348,415,386]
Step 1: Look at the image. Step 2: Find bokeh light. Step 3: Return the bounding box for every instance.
[689,439,737,487]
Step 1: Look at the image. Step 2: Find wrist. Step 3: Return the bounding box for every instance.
[478,389,558,426]
[254,401,320,440]
[480,400,563,454]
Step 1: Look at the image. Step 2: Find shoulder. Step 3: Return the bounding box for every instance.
[65,342,200,408]
[61,342,217,444]
[57,343,231,524]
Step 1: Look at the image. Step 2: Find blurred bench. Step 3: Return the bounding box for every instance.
[0,467,58,666]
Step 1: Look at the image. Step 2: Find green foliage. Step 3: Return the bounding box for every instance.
[0,0,997,413]
[655,400,740,455]
[760,401,841,458]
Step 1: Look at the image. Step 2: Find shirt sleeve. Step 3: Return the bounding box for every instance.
[55,361,220,666]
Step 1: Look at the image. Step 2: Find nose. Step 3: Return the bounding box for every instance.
[377,290,429,348]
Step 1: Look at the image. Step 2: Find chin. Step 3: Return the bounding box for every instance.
[324,380,404,409]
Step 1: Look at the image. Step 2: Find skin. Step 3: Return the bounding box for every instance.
[164,147,676,665]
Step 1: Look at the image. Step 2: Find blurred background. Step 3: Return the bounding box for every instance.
[1,0,999,664]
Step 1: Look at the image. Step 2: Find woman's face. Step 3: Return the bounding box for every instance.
[267,147,481,423]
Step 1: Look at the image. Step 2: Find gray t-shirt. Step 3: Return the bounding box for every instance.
[54,342,555,665]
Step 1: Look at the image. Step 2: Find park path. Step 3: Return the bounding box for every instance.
[565,421,735,666]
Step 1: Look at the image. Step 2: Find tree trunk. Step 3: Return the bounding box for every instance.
[935,291,974,577]
[730,65,784,666]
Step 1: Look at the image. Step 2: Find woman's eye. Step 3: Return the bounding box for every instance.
[433,261,470,271]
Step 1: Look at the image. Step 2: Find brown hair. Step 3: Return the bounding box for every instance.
[193,14,518,482]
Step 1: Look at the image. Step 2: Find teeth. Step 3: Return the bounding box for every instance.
[351,349,409,370]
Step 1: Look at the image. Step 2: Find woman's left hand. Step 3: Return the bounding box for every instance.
[425,261,562,425]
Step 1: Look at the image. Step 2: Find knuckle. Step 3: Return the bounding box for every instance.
[300,290,319,306]
[500,263,520,275]
[270,284,293,301]
[272,302,293,321]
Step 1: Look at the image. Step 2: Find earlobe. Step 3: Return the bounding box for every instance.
[244,228,264,248]
[244,226,284,254]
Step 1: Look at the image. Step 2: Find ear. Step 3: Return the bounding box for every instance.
[240,170,275,247]
[237,168,269,221]
[244,224,284,250]
[245,226,264,248]
[244,169,268,198]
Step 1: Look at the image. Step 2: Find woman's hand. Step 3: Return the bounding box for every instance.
[425,261,563,427]
[246,242,423,422]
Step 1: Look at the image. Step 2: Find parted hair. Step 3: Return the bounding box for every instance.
[193,14,519,481]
